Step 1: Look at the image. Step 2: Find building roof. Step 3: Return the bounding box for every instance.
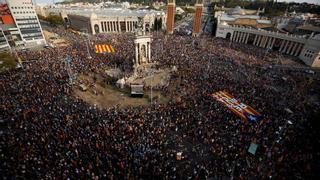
[50,8,164,18]
[297,25,320,33]
[220,14,271,24]
[257,19,272,24]
[220,14,261,21]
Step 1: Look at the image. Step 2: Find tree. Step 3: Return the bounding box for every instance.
[212,17,218,36]
[153,18,163,31]
[0,53,16,72]
[47,15,64,26]
[158,18,162,30]
[175,14,183,22]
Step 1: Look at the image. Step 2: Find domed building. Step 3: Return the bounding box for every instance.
[215,6,272,29]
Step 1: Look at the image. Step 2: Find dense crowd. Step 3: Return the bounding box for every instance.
[1,27,319,179]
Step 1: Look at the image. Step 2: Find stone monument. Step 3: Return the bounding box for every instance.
[133,16,152,68]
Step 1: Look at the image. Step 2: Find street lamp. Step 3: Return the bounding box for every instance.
[147,69,155,105]
[81,28,92,59]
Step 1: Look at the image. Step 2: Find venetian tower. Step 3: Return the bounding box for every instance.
[166,0,175,34]
[192,0,204,36]
[133,17,152,68]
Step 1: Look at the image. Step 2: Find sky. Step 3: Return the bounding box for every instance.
[0,0,318,5]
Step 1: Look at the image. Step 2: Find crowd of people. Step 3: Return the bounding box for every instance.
[1,27,319,179]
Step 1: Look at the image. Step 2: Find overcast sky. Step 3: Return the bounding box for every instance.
[1,0,317,5]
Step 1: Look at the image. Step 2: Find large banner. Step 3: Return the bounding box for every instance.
[212,91,263,122]
[95,44,115,54]
[0,3,15,25]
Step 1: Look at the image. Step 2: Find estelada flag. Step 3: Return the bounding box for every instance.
[211,91,263,122]
[95,44,115,54]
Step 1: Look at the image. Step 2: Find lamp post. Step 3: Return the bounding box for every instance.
[148,70,155,105]
[81,28,92,59]
[65,56,74,84]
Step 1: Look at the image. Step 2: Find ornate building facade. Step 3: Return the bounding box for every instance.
[216,24,320,67]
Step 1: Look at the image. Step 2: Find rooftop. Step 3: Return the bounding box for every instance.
[50,8,165,18]
[297,25,320,33]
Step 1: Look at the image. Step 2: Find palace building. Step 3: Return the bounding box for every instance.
[54,8,166,35]
[215,7,320,68]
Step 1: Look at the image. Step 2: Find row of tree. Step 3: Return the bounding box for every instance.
[38,14,64,26]
[60,0,319,15]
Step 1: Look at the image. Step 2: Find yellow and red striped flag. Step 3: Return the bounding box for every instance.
[95,44,115,54]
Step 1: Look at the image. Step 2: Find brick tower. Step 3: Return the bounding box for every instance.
[192,0,204,36]
[166,0,175,34]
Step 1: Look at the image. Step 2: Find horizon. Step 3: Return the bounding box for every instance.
[30,0,319,5]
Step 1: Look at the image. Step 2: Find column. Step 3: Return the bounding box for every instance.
[128,21,131,31]
[254,35,259,46]
[135,44,138,65]
[266,37,272,48]
[259,36,264,47]
[237,32,242,43]
[230,32,234,41]
[239,32,244,43]
[242,33,247,43]
[270,38,276,49]
[286,41,294,54]
[116,21,118,32]
[245,33,249,44]
[253,34,258,45]
[125,20,128,32]
[100,21,104,32]
[236,32,241,42]
[279,40,285,52]
[282,40,289,53]
[262,36,268,48]
[110,21,113,32]
[132,21,134,31]
[240,32,245,43]
[256,35,262,47]
[104,22,106,32]
[232,31,237,41]
[118,21,121,32]
[258,36,264,47]
[290,43,298,56]
[294,44,302,56]
[232,31,236,41]
[232,32,237,41]
[148,42,151,62]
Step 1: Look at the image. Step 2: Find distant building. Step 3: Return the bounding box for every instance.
[0,2,23,48]
[0,28,10,52]
[296,25,320,35]
[215,6,272,29]
[49,8,166,35]
[216,22,320,67]
[35,5,49,18]
[1,0,46,48]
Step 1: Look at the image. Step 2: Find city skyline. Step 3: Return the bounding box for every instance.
[29,0,319,5]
